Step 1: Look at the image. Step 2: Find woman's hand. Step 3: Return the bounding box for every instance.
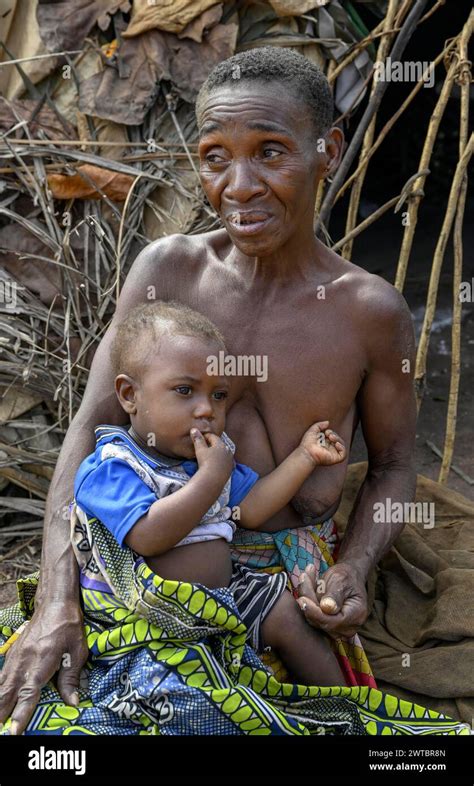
[0,599,88,735]
[297,562,369,639]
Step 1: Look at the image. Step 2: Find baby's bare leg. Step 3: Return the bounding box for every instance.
[262,590,345,686]
[146,540,232,588]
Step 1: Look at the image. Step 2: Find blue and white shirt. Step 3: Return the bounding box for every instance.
[74,425,259,549]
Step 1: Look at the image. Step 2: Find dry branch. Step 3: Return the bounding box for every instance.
[439,14,472,483]
[414,134,473,404]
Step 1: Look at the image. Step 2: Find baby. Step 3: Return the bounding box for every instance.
[74,301,347,687]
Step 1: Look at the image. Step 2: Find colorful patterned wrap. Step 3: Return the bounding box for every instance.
[230,518,376,687]
[0,507,470,736]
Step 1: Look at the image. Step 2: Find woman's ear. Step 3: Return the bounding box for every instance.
[324,126,345,179]
[313,125,344,188]
[115,374,138,415]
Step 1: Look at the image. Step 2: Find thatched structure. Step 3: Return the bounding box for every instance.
[0,0,472,583]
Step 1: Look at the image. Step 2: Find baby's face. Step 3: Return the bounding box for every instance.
[130,334,230,460]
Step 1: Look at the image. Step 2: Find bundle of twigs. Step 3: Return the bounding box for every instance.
[317,3,473,487]
[0,98,211,548]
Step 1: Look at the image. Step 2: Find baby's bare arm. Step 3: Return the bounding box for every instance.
[238,423,346,529]
[125,468,227,555]
[126,429,233,555]
[237,447,316,529]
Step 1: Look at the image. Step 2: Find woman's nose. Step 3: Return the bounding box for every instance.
[224,159,266,202]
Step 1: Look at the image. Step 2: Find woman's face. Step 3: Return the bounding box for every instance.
[197,81,341,258]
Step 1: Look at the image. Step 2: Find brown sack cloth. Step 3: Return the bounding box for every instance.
[335,463,474,724]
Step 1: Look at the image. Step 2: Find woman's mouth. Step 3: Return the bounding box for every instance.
[226,212,272,236]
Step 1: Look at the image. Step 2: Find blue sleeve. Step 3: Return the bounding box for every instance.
[228,462,259,507]
[74,459,157,547]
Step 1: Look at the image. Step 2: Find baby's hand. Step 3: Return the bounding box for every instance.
[299,421,346,466]
[191,429,234,483]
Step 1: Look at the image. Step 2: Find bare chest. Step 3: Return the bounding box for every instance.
[186,269,365,465]
[162,244,368,521]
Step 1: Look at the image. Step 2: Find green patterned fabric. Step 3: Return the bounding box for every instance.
[0,512,470,736]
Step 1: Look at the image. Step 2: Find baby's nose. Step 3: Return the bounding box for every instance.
[193,397,214,418]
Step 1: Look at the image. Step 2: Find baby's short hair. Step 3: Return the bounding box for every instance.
[110,300,226,379]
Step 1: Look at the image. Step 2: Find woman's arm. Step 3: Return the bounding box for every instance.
[0,238,174,735]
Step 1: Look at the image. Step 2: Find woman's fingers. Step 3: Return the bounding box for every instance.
[297,565,318,602]
[0,652,43,735]
[56,637,89,708]
[0,605,89,735]
[297,596,357,639]
[317,579,345,614]
[297,597,335,631]
[9,682,43,735]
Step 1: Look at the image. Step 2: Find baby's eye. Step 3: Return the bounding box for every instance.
[212,390,228,401]
[175,386,192,396]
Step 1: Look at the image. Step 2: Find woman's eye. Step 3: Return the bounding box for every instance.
[205,147,282,164]
[263,148,282,159]
[213,391,228,401]
[175,386,192,395]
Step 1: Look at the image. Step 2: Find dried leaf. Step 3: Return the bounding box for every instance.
[51,43,104,126]
[79,22,237,123]
[37,0,131,52]
[268,0,324,16]
[0,223,62,306]
[177,3,223,42]
[78,31,168,125]
[144,170,201,239]
[0,97,76,140]
[317,2,374,114]
[123,0,221,38]
[0,388,43,424]
[88,116,129,162]
[266,17,299,36]
[0,0,58,101]
[168,22,238,102]
[237,4,278,45]
[47,163,134,201]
